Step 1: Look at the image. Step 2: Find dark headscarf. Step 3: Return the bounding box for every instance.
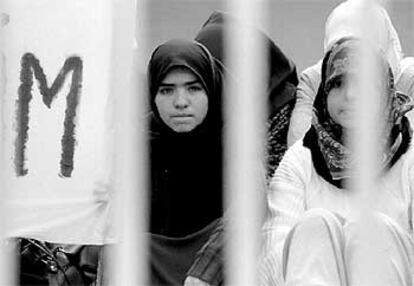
[148,39,223,237]
[304,37,412,187]
[195,11,298,117]
[195,11,298,178]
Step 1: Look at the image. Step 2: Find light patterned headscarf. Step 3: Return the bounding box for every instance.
[312,38,412,180]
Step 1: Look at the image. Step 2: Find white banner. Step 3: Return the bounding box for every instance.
[1,0,116,244]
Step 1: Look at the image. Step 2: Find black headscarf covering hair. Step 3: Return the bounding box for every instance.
[304,37,412,187]
[148,39,223,237]
[195,11,298,178]
[195,11,298,117]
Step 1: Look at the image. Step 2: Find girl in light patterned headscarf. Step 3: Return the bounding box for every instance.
[310,37,412,183]
[288,1,408,147]
[260,38,414,286]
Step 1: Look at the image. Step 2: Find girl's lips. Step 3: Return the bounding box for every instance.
[340,109,355,115]
[171,114,193,118]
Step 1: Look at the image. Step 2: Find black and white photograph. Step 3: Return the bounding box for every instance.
[1,0,414,285]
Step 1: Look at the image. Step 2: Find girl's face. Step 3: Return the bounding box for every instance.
[327,73,386,131]
[155,67,209,133]
[327,75,358,130]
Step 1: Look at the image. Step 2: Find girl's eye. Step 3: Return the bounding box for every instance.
[158,87,173,95]
[188,84,203,93]
[331,78,342,89]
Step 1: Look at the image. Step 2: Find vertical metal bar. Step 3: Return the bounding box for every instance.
[225,0,267,285]
[0,0,16,284]
[350,0,390,283]
[350,0,382,213]
[109,0,148,285]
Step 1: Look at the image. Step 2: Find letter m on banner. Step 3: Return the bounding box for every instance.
[15,53,83,178]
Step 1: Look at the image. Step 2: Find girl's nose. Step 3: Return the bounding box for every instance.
[345,87,354,101]
[173,89,190,108]
[344,81,358,102]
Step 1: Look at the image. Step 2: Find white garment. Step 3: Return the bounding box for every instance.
[283,209,414,286]
[286,62,320,147]
[259,140,414,286]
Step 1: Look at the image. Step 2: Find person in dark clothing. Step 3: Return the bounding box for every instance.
[147,38,224,285]
[194,11,298,178]
[185,11,299,286]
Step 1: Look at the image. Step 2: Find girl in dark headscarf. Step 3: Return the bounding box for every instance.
[260,38,414,286]
[195,11,298,178]
[148,39,224,285]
